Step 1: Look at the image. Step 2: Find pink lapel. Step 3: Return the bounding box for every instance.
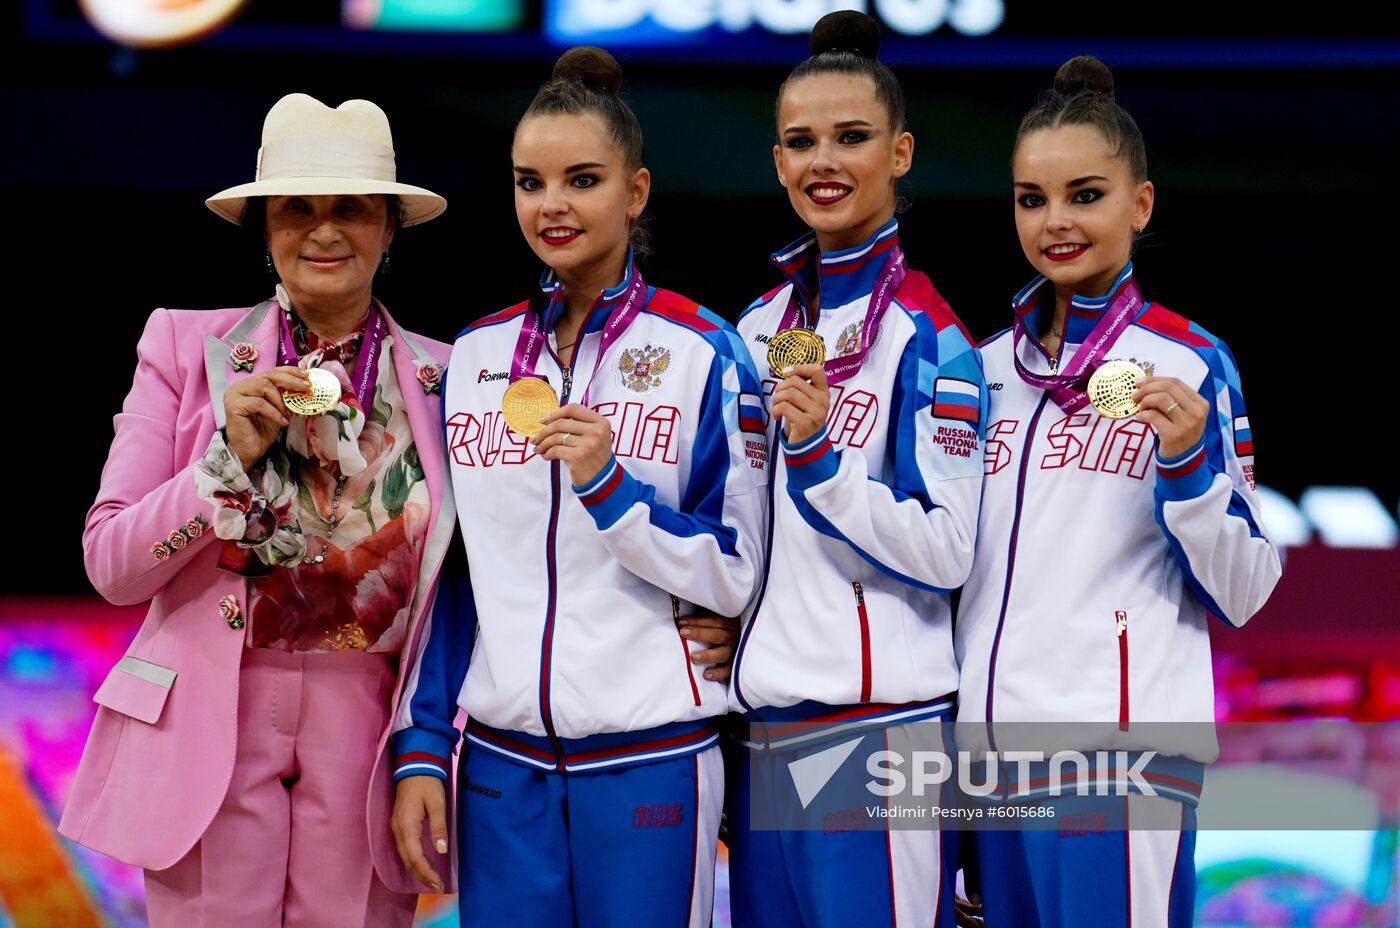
[228,307,282,386]
[203,301,283,430]
[383,307,445,537]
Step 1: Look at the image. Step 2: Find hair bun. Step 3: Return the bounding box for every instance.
[552,46,623,95]
[1053,55,1114,97]
[809,10,881,59]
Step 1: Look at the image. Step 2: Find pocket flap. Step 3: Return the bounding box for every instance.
[93,657,177,724]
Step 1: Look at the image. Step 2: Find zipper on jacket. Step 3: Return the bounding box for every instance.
[673,594,702,707]
[537,337,582,770]
[1046,314,1066,373]
[1116,611,1130,732]
[984,393,1051,752]
[853,581,872,704]
[539,462,566,770]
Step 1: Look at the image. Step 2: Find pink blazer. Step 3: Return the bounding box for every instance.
[59,300,457,894]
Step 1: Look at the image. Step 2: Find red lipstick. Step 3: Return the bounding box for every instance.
[805,183,852,206]
[1044,244,1089,262]
[541,228,582,246]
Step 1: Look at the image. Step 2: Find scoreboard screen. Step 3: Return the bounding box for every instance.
[30,0,1400,65]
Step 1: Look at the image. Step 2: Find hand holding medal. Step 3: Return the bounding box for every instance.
[222,365,313,471]
[532,403,615,487]
[1131,375,1209,458]
[771,361,831,447]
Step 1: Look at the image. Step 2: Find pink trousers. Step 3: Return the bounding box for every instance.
[144,648,417,928]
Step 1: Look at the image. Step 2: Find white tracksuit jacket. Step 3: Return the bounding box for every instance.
[730,220,989,749]
[954,264,1282,802]
[393,264,768,777]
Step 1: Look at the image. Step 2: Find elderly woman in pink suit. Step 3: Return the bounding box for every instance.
[59,93,458,928]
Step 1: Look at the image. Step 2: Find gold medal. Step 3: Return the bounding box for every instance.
[767,328,826,378]
[281,367,342,417]
[502,377,559,437]
[1087,360,1146,419]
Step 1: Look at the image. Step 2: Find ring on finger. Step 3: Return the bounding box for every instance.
[1164,401,1180,416]
[562,432,570,446]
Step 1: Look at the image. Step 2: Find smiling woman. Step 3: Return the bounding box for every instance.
[771,14,911,254]
[728,11,988,927]
[261,194,399,340]
[954,56,1283,928]
[389,45,768,928]
[58,92,457,928]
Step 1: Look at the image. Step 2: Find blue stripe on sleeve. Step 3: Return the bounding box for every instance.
[574,350,742,556]
[781,426,840,490]
[889,327,937,513]
[574,457,643,529]
[1155,437,1213,501]
[392,528,477,782]
[784,472,953,594]
[671,355,740,553]
[782,328,952,595]
[1152,347,1265,626]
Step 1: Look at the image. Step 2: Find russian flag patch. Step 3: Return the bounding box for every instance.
[739,392,767,434]
[1233,416,1253,457]
[932,378,980,426]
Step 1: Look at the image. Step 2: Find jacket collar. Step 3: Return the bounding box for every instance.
[204,301,280,431]
[201,298,442,505]
[381,306,445,559]
[536,250,643,338]
[770,218,900,321]
[1012,262,1139,346]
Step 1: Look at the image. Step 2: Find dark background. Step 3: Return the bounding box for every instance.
[6,3,1397,592]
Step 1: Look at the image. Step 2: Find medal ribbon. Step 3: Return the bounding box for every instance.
[277,302,386,410]
[1010,273,1143,415]
[509,293,550,384]
[509,262,649,403]
[774,244,908,386]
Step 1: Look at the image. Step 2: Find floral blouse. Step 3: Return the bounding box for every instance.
[195,309,431,654]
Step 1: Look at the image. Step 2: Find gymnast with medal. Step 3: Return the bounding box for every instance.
[953,57,1282,928]
[391,48,767,928]
[727,14,990,926]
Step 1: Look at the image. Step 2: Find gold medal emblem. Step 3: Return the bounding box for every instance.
[767,328,826,378]
[281,367,342,417]
[1087,360,1146,419]
[502,377,559,437]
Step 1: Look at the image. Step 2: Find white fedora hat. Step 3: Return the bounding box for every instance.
[206,93,446,227]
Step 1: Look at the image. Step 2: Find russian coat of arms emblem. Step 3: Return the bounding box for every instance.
[618,344,673,393]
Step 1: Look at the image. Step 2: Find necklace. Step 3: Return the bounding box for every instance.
[303,472,347,565]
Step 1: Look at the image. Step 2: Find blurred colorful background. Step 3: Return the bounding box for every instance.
[8,539,1400,925]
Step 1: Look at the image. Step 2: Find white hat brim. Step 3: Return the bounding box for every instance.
[206,177,446,227]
